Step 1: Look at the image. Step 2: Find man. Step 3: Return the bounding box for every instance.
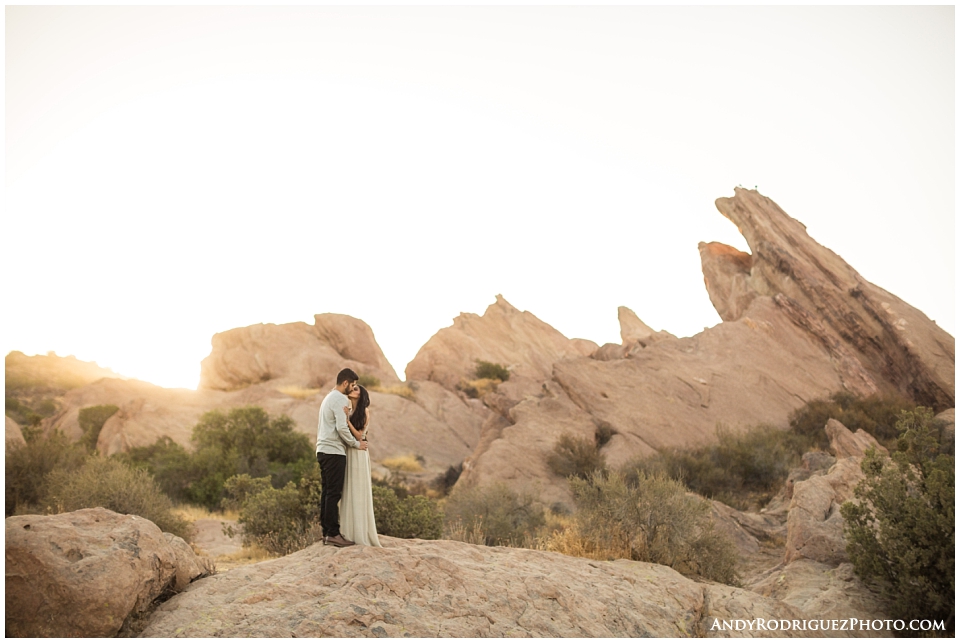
[316,367,368,547]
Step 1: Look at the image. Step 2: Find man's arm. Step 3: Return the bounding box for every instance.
[333,402,362,449]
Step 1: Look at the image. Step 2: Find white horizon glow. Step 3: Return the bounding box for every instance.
[4,6,954,390]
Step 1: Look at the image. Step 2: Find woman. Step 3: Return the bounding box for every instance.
[340,385,382,547]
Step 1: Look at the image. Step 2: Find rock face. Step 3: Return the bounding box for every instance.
[5,508,211,637]
[405,295,588,391]
[138,536,844,638]
[710,188,954,409]
[824,418,889,459]
[5,415,25,445]
[5,350,126,389]
[199,315,399,392]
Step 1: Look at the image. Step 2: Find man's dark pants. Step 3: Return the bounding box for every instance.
[317,452,346,538]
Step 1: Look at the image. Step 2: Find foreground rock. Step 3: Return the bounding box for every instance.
[5,415,25,445]
[5,508,211,637]
[140,536,849,638]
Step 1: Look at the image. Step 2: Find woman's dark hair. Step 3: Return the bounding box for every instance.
[350,385,370,431]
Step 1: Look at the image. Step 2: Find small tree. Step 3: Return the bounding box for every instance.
[547,433,606,480]
[5,431,86,516]
[841,408,954,631]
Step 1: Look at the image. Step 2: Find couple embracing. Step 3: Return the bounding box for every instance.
[315,368,381,548]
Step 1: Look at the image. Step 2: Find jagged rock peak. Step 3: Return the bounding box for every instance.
[704,188,953,409]
[618,306,657,344]
[404,295,586,390]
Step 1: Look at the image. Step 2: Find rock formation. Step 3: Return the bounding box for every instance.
[783,420,885,566]
[138,536,846,638]
[709,188,953,409]
[5,350,126,390]
[405,295,590,391]
[456,188,954,508]
[199,314,399,392]
[5,508,211,637]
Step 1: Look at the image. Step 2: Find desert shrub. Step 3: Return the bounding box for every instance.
[5,431,86,516]
[41,456,192,539]
[841,408,954,631]
[622,424,805,510]
[78,404,119,452]
[372,485,443,539]
[547,433,606,480]
[790,391,914,450]
[566,470,739,584]
[474,360,510,382]
[444,482,544,547]
[457,378,500,399]
[595,421,616,447]
[221,474,272,513]
[358,374,381,388]
[276,386,321,400]
[122,407,313,509]
[232,466,325,555]
[118,437,196,502]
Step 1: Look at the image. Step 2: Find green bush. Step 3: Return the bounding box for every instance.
[5,431,86,516]
[125,406,315,509]
[221,474,272,513]
[78,404,119,452]
[238,482,317,555]
[622,424,805,510]
[547,433,606,480]
[372,485,443,539]
[474,360,510,382]
[443,482,544,547]
[570,470,740,585]
[118,437,195,502]
[841,408,954,630]
[789,391,914,450]
[41,456,192,539]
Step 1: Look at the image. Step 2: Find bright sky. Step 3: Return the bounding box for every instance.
[4,5,955,390]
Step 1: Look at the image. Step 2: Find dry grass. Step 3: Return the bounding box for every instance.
[371,384,416,401]
[277,386,322,400]
[171,504,240,523]
[381,454,424,473]
[213,544,278,571]
[536,518,632,561]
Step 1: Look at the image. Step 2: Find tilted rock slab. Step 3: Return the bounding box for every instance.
[5,508,211,637]
[708,188,953,409]
[140,536,833,638]
[825,418,889,459]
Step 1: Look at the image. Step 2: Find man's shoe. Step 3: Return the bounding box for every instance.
[325,534,355,547]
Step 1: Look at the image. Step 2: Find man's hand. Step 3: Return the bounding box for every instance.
[358,440,369,451]
[343,405,351,415]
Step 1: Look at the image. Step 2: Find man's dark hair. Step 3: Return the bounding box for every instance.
[336,368,359,385]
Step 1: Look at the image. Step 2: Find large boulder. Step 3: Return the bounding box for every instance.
[138,536,842,638]
[199,315,399,392]
[5,350,126,390]
[783,456,863,566]
[825,418,889,459]
[5,508,211,637]
[404,295,589,391]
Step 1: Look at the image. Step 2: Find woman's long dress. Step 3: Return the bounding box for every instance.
[340,434,382,547]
